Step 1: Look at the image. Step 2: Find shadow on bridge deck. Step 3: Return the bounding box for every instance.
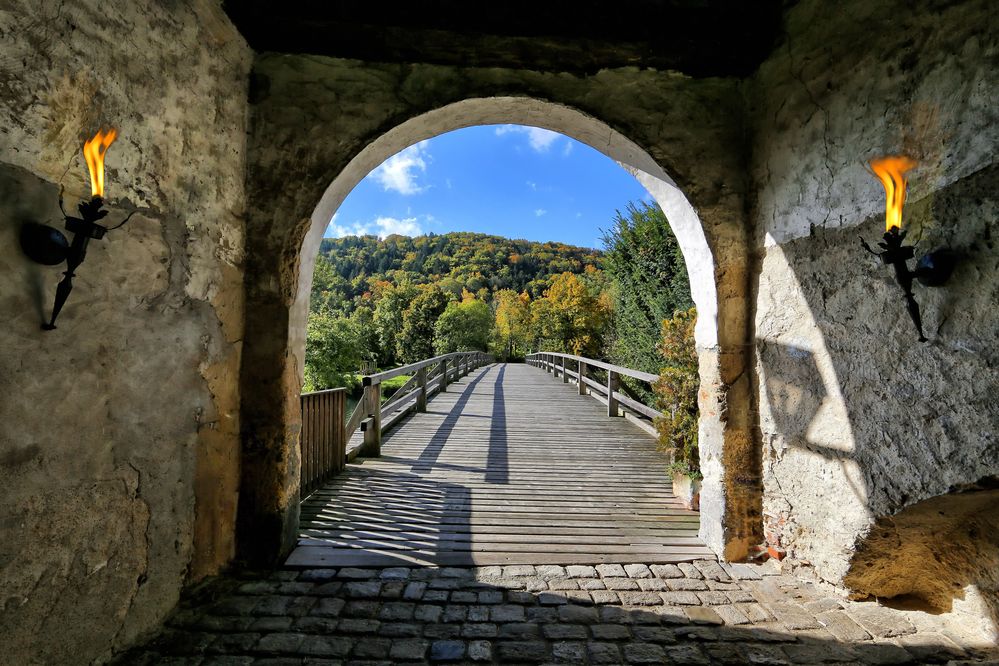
[288,363,712,567]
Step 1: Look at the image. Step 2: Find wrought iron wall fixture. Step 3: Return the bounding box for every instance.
[19,129,135,330]
[860,156,955,342]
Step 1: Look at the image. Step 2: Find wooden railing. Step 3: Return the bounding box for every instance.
[300,388,347,496]
[525,352,662,436]
[347,351,494,460]
[300,351,493,498]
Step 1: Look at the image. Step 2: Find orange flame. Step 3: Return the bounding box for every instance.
[869,155,917,232]
[83,128,117,198]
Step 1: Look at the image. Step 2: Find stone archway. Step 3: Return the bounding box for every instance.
[238,57,759,566]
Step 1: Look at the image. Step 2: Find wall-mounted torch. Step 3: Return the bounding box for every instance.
[19,128,135,330]
[860,156,955,342]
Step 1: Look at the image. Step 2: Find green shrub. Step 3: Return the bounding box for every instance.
[653,308,700,479]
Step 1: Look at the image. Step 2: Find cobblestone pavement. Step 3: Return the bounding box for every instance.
[119,560,998,665]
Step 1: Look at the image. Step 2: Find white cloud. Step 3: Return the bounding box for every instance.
[374,216,423,238]
[325,215,424,239]
[535,208,547,217]
[327,220,372,237]
[370,143,429,195]
[526,180,538,191]
[562,141,574,157]
[495,125,561,153]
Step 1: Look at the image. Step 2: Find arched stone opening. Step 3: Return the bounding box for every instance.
[298,97,729,538]
[238,59,759,566]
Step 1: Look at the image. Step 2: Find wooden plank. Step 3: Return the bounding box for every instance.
[299,520,701,538]
[286,547,714,568]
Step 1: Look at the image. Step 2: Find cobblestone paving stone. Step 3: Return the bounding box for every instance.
[118,560,999,665]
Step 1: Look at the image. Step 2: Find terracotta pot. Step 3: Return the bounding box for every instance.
[672,473,701,511]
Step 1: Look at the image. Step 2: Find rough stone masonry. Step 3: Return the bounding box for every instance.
[120,561,999,664]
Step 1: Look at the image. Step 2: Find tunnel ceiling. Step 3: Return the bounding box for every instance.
[222,1,785,77]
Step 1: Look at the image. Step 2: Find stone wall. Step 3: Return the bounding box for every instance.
[749,0,998,606]
[0,2,250,663]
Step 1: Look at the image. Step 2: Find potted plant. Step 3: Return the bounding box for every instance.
[654,308,701,510]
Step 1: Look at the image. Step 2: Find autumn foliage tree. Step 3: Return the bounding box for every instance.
[654,307,700,478]
[530,272,609,357]
[491,289,532,360]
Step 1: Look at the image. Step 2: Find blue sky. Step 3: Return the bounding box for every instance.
[325,125,652,249]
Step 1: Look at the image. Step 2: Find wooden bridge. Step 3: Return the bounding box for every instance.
[287,354,711,568]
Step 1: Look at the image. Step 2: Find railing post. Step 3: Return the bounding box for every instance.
[562,357,569,383]
[440,359,448,392]
[360,381,382,456]
[607,370,619,417]
[578,361,587,395]
[416,366,428,412]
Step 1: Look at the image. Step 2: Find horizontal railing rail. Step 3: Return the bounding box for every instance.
[346,350,494,460]
[300,387,347,497]
[525,351,662,437]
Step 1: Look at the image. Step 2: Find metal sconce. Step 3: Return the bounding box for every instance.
[860,156,956,342]
[19,129,135,330]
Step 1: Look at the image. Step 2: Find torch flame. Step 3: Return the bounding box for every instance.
[83,128,117,198]
[869,155,917,232]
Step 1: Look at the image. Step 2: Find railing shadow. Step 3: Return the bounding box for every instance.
[410,366,494,475]
[485,364,508,484]
[298,466,475,567]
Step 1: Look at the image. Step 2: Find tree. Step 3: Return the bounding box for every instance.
[349,303,379,366]
[492,289,531,360]
[372,281,418,366]
[310,254,350,314]
[654,308,700,478]
[434,296,492,354]
[304,310,362,392]
[530,272,609,357]
[397,285,450,362]
[601,201,692,375]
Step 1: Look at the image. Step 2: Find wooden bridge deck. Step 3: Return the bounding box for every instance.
[287,362,712,567]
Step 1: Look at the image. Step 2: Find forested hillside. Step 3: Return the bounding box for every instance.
[314,232,602,308]
[307,231,608,389]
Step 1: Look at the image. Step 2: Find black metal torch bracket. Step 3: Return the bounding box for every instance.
[19,191,135,330]
[860,227,956,342]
